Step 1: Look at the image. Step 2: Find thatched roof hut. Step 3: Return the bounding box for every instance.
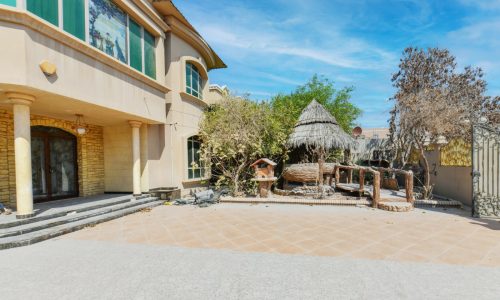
[287,99,354,150]
[286,99,355,194]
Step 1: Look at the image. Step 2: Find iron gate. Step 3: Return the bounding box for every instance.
[472,124,500,217]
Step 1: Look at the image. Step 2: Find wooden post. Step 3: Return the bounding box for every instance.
[406,171,414,203]
[347,169,353,184]
[359,168,365,195]
[334,166,340,185]
[325,174,331,186]
[317,147,325,198]
[372,170,381,208]
[318,150,325,186]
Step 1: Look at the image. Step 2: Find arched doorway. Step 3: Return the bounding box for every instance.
[31,126,78,202]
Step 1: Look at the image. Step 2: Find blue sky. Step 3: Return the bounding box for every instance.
[176,0,500,128]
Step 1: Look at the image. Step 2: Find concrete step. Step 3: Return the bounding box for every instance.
[0,197,160,239]
[0,198,163,250]
[0,194,150,229]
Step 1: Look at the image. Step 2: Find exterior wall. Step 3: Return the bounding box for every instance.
[103,124,133,192]
[361,128,390,139]
[427,148,472,206]
[206,85,227,105]
[0,2,227,201]
[161,33,210,195]
[0,109,105,208]
[0,5,167,125]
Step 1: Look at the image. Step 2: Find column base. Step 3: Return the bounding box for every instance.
[16,212,35,219]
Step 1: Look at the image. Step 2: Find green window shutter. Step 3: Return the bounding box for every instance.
[0,0,16,7]
[128,19,143,72]
[63,0,85,40]
[144,31,156,79]
[27,0,58,26]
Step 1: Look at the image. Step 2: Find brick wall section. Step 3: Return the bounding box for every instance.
[0,109,105,208]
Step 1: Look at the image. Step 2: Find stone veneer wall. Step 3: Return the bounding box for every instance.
[0,109,105,208]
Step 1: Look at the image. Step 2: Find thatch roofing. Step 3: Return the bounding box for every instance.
[287,99,355,150]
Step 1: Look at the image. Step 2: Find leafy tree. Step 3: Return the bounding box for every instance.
[270,75,362,137]
[389,47,500,199]
[199,76,362,196]
[199,95,287,195]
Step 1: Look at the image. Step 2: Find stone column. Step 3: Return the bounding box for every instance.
[6,93,35,219]
[129,121,142,197]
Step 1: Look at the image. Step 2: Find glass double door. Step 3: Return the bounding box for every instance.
[31,126,78,202]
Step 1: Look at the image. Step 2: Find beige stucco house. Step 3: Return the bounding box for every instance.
[0,0,226,218]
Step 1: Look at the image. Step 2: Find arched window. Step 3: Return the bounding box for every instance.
[187,136,206,179]
[186,63,203,99]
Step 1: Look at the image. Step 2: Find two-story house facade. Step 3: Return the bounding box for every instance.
[0,0,225,218]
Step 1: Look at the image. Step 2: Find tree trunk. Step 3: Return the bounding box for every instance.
[233,173,240,196]
[232,163,246,196]
[419,147,431,199]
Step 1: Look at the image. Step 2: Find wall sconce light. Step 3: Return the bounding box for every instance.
[39,60,57,76]
[73,114,87,135]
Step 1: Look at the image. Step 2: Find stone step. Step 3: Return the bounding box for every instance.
[0,194,151,229]
[220,196,371,206]
[0,197,159,239]
[414,199,462,207]
[0,199,163,250]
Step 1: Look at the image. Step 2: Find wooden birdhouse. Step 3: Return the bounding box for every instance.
[250,158,278,198]
[250,158,277,179]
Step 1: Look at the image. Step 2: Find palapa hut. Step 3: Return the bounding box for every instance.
[287,99,355,193]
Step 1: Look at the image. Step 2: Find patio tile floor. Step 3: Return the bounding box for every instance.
[62,203,500,267]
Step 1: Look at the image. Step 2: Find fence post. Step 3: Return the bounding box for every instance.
[372,170,381,208]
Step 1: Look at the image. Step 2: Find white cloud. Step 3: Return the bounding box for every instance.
[184,1,397,71]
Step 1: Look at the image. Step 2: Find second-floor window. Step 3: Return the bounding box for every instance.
[186,63,202,99]
[27,0,59,26]
[24,0,156,79]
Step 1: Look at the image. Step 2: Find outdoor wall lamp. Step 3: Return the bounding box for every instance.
[39,60,57,76]
[73,114,88,135]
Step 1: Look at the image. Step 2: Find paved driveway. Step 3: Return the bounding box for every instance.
[1,204,500,299]
[65,204,500,267]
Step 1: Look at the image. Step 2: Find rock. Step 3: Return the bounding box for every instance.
[195,190,214,201]
[378,202,413,212]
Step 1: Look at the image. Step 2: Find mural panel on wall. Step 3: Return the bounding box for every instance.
[89,0,127,63]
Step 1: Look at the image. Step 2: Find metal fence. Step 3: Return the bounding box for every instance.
[472,124,500,217]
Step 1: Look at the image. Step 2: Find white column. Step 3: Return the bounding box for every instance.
[140,125,149,193]
[129,121,142,196]
[6,93,35,219]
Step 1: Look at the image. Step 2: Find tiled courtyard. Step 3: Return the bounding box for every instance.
[63,204,500,267]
